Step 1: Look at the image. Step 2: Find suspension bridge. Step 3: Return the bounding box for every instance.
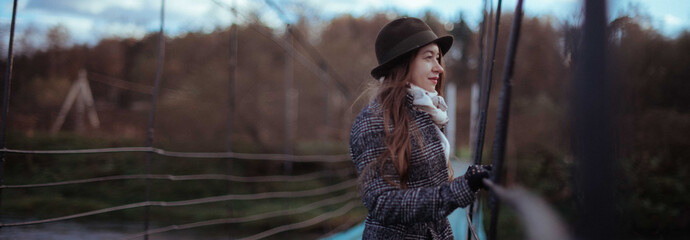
[0,0,616,239]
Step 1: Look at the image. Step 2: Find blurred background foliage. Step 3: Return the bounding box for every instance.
[0,4,688,239]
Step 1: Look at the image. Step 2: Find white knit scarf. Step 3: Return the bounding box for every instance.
[407,83,451,165]
[407,83,449,126]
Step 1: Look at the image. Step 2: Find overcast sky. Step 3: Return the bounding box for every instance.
[1,0,688,49]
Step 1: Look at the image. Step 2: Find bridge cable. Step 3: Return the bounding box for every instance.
[118,191,358,240]
[0,168,353,189]
[1,147,349,162]
[263,0,352,100]
[0,179,356,228]
[209,0,351,100]
[237,201,359,240]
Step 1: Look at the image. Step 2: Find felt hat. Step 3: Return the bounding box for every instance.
[371,17,453,79]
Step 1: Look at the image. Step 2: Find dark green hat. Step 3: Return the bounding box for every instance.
[371,17,453,79]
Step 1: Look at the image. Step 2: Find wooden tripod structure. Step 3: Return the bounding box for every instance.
[51,69,100,133]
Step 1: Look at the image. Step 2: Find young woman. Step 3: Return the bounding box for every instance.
[349,17,492,239]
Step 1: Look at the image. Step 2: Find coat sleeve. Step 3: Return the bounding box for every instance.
[349,108,476,225]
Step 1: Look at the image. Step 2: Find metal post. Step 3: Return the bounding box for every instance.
[573,0,614,239]
[226,0,238,237]
[468,1,502,238]
[284,26,294,174]
[469,0,489,155]
[0,0,18,222]
[227,2,238,153]
[472,0,503,166]
[143,0,166,239]
[445,82,457,156]
[481,0,495,98]
[488,1,524,239]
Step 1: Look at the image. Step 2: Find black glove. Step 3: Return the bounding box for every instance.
[464,164,492,192]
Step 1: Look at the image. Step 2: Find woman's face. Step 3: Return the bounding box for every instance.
[408,43,444,92]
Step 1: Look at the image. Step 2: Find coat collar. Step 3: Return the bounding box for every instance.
[370,93,420,114]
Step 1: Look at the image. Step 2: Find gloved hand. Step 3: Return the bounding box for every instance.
[464,164,493,192]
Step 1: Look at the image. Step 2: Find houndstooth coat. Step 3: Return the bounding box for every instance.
[349,94,476,239]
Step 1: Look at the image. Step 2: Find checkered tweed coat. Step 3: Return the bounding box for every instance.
[349,94,475,239]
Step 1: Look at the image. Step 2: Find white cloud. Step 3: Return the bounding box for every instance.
[97,22,148,39]
[167,0,211,17]
[396,0,433,10]
[73,0,143,14]
[663,14,682,26]
[4,0,686,47]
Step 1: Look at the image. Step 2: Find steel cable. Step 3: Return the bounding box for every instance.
[0,168,353,189]
[209,0,350,99]
[263,0,352,100]
[86,71,189,97]
[1,147,349,162]
[0,179,356,227]
[86,71,155,95]
[467,1,504,238]
[118,191,358,240]
[237,201,360,240]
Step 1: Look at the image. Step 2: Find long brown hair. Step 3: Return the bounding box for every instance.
[374,46,446,189]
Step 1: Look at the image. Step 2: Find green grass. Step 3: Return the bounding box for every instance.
[1,131,364,235]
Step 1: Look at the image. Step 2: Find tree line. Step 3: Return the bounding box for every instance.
[1,9,688,238]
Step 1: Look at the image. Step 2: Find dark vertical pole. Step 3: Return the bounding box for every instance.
[475,0,489,114]
[226,1,238,238]
[477,0,488,85]
[0,0,18,222]
[466,2,489,239]
[472,0,503,166]
[468,1,502,237]
[284,26,294,175]
[227,3,238,153]
[573,0,614,239]
[481,0,495,96]
[143,0,166,239]
[487,1,524,240]
[471,0,489,147]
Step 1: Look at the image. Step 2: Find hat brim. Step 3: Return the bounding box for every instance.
[371,35,453,79]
